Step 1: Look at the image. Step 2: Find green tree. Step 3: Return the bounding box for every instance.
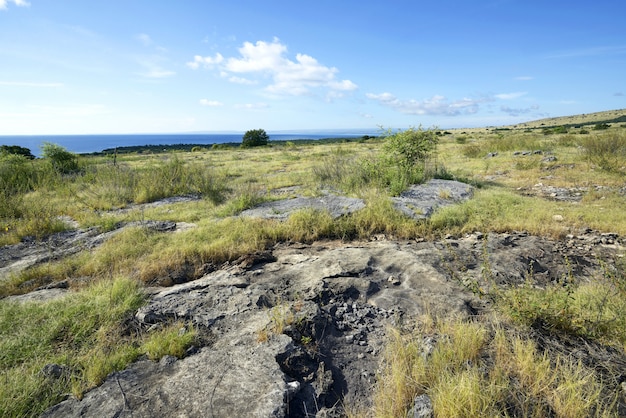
[242,129,269,148]
[41,142,79,174]
[0,145,35,160]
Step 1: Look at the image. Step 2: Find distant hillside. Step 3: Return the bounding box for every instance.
[509,108,626,130]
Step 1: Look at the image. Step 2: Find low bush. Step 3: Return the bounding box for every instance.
[41,142,80,174]
[314,127,440,195]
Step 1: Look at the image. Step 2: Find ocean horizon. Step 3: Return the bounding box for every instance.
[0,131,377,157]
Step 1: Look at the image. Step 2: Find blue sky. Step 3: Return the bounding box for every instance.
[1,0,625,135]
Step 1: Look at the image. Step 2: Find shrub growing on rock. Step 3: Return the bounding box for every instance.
[380,126,439,194]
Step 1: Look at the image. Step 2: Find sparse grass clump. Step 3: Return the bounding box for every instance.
[141,322,197,360]
[373,314,617,418]
[498,258,626,348]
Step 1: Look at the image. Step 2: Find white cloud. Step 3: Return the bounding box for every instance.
[226,74,256,85]
[189,38,357,97]
[515,76,534,81]
[199,99,223,107]
[136,56,175,79]
[494,92,527,100]
[234,102,269,110]
[500,105,539,117]
[226,39,287,73]
[366,93,484,116]
[187,53,224,69]
[0,0,30,10]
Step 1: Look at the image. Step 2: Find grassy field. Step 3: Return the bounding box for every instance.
[1,110,626,416]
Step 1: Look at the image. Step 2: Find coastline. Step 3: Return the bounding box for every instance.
[0,132,378,157]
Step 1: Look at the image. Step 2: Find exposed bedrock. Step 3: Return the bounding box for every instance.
[42,231,624,417]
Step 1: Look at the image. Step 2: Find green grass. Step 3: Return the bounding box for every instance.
[0,276,198,417]
[2,123,626,416]
[497,259,626,349]
[372,315,617,418]
[578,129,626,173]
[5,128,626,290]
[0,277,144,417]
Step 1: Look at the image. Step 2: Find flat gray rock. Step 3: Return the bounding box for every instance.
[43,239,475,418]
[43,315,294,418]
[239,194,365,220]
[392,179,473,219]
[5,288,69,303]
[41,231,623,417]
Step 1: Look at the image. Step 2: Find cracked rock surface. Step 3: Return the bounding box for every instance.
[41,231,625,417]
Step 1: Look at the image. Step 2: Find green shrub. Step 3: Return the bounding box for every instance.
[0,145,35,159]
[593,123,610,130]
[242,129,269,148]
[378,126,439,193]
[382,126,438,171]
[41,142,79,174]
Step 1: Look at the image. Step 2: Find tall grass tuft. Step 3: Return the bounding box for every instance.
[498,259,626,348]
[372,315,616,418]
[578,130,626,173]
[0,277,145,417]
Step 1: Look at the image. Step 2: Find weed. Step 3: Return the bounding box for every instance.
[141,322,197,360]
[268,303,297,334]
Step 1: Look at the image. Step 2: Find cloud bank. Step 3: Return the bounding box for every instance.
[500,105,539,117]
[367,90,540,119]
[366,93,484,116]
[0,0,30,10]
[199,99,223,107]
[188,38,357,97]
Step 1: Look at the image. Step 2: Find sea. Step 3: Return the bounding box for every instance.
[0,132,376,157]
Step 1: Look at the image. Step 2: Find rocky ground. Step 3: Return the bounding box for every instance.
[38,232,626,417]
[2,180,626,417]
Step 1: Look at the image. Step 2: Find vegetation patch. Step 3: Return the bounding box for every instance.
[0,276,201,417]
[2,112,626,415]
[373,314,619,417]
